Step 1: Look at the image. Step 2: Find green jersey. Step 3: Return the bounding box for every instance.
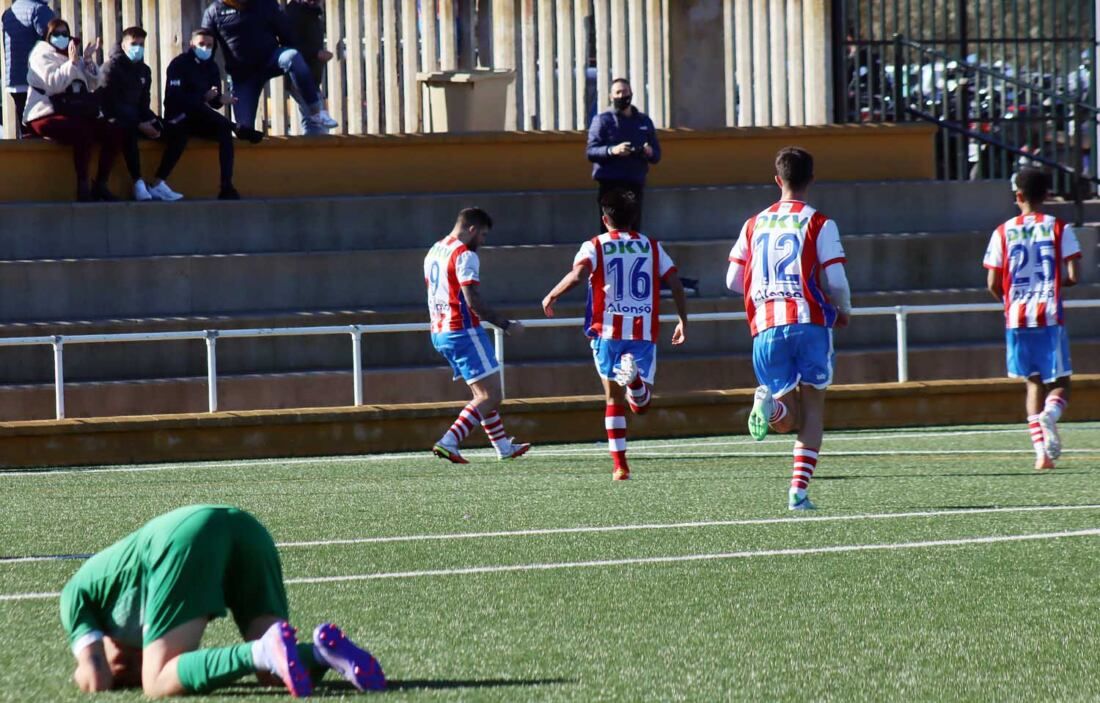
[60,505,288,653]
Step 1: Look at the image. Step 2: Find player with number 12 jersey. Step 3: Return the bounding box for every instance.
[983,168,1081,470]
[542,189,688,481]
[727,147,852,511]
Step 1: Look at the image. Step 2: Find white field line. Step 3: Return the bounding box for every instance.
[1,425,1097,478]
[6,503,1100,564]
[4,527,1098,601]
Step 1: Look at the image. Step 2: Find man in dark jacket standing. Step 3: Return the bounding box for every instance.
[585,78,661,230]
[100,26,188,201]
[2,0,53,136]
[285,0,333,135]
[202,0,337,135]
[163,28,263,200]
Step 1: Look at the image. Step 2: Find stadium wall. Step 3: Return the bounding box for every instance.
[1,376,1096,469]
[0,124,936,202]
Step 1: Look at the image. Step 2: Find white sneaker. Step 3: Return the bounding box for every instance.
[310,109,339,129]
[149,181,184,202]
[1038,411,1062,460]
[748,385,774,441]
[614,353,639,387]
[133,179,153,201]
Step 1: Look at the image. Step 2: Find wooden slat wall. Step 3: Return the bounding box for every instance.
[0,0,836,139]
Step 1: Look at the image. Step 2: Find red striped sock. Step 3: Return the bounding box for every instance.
[606,403,628,470]
[480,411,511,453]
[791,443,818,491]
[443,403,481,447]
[769,398,789,424]
[1044,395,1067,423]
[1028,414,1046,459]
[626,377,651,415]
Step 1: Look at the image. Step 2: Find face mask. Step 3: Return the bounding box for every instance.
[125,44,144,62]
[49,34,70,50]
[613,96,632,111]
[193,45,213,61]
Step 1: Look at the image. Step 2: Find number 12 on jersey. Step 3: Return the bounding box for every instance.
[757,232,801,286]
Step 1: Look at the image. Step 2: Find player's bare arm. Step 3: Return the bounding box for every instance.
[542,262,592,317]
[987,266,1005,300]
[73,641,114,693]
[1065,257,1080,287]
[664,269,688,345]
[461,284,524,336]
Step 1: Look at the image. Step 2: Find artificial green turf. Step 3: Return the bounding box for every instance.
[1,422,1098,701]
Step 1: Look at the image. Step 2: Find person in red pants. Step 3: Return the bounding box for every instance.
[24,18,124,201]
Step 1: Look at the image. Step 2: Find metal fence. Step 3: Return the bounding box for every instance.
[1,299,1098,422]
[836,0,1097,186]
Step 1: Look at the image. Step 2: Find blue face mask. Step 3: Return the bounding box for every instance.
[193,45,212,61]
[49,34,70,50]
[125,44,144,62]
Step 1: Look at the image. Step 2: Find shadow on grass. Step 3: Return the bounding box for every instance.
[218,677,575,696]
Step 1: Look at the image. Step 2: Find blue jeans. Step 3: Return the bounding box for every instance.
[231,48,321,130]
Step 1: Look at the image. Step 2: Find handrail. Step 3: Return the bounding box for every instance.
[0,299,1098,421]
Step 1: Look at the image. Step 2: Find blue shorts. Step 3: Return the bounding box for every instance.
[591,338,657,385]
[1006,326,1072,383]
[432,327,500,384]
[752,323,834,398]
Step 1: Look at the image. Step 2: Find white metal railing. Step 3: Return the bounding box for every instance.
[0,300,1097,421]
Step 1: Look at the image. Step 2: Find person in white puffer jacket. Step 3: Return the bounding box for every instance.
[24,17,124,201]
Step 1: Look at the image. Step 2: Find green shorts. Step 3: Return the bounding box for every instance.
[142,506,288,645]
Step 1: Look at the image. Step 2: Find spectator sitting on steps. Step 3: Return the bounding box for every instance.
[163,29,263,201]
[99,26,187,202]
[24,18,124,201]
[201,0,338,135]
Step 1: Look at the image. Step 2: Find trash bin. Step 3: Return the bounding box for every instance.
[417,69,516,133]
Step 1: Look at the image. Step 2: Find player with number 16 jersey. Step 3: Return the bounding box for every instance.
[543,189,688,481]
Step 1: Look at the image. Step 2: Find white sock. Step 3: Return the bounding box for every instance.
[251,638,272,673]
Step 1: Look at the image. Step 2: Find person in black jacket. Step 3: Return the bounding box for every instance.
[284,0,332,135]
[100,26,186,201]
[201,0,337,135]
[163,29,263,200]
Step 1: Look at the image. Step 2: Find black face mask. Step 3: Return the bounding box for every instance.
[613,96,632,111]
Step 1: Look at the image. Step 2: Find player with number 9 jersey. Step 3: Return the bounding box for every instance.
[543,189,688,481]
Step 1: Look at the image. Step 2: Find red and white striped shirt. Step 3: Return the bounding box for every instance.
[424,234,481,333]
[574,230,676,341]
[729,201,846,337]
[983,213,1081,328]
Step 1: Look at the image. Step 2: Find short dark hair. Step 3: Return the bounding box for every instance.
[122,26,147,41]
[44,18,70,40]
[456,207,492,230]
[611,77,631,89]
[600,188,638,230]
[1013,167,1049,204]
[775,146,814,189]
[191,28,215,40]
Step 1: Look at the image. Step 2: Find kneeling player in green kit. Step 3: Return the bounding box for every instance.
[60,504,385,697]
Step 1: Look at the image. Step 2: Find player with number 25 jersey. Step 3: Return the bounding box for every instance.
[983,168,1081,471]
[543,189,688,481]
[727,147,852,511]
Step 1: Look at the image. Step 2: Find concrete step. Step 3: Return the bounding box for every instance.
[0,181,1020,260]
[1,286,1098,384]
[3,338,1097,421]
[6,228,1095,324]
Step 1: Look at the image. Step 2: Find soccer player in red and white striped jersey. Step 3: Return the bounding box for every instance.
[983,168,1081,470]
[727,147,852,510]
[542,189,688,480]
[425,208,531,464]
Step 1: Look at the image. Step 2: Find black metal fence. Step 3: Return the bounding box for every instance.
[835,0,1097,190]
